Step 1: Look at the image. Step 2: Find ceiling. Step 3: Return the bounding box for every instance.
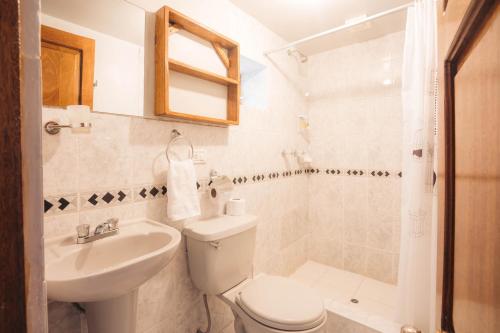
[229,0,409,55]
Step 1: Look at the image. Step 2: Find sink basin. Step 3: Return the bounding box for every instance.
[45,219,181,303]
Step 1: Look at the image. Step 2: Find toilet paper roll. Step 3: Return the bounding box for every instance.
[226,198,246,216]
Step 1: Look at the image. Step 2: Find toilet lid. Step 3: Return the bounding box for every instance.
[235,275,325,331]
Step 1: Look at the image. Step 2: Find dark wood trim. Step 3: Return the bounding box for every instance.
[0,0,28,331]
[441,0,499,332]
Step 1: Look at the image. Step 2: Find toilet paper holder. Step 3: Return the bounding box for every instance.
[208,170,234,198]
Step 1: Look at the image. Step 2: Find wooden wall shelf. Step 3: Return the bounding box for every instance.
[168,59,238,86]
[155,6,240,126]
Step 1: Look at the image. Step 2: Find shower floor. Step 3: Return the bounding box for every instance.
[289,261,401,333]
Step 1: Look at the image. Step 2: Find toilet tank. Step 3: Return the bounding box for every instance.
[183,215,257,295]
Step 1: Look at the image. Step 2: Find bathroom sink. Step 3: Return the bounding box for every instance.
[45,219,181,303]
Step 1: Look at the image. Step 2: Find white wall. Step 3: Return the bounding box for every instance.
[21,0,47,332]
[42,1,309,332]
[41,14,145,117]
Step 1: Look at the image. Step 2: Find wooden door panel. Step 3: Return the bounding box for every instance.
[41,41,81,106]
[439,0,500,332]
[453,6,500,332]
[40,25,95,109]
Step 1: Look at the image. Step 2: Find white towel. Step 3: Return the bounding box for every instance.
[167,159,201,221]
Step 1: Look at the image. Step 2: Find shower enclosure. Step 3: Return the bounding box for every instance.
[266,2,436,332]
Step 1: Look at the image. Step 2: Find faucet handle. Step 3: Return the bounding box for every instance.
[76,224,90,238]
[106,218,119,230]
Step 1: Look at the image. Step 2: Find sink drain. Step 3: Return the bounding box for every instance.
[350,298,359,304]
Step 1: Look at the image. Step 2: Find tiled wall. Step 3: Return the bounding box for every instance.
[43,0,309,332]
[306,32,404,284]
[43,2,405,332]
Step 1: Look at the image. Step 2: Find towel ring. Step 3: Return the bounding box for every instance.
[166,129,194,162]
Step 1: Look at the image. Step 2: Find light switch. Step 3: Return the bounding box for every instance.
[192,148,207,164]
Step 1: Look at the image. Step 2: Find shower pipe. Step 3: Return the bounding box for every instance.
[264,2,414,55]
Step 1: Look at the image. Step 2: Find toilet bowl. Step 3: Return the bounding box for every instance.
[183,215,326,333]
[220,275,327,333]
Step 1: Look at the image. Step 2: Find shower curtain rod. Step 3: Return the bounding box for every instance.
[264,2,413,55]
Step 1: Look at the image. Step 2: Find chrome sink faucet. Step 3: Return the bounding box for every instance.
[76,218,119,244]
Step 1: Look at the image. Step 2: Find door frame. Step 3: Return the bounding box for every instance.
[441,0,499,331]
[0,0,28,331]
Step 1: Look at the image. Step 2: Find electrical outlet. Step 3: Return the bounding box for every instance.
[192,148,207,164]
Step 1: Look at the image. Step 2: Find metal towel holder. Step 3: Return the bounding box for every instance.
[166,129,194,162]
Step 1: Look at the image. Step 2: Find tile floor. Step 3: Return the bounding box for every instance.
[290,261,401,333]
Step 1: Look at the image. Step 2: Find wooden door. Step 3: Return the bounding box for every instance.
[0,0,28,331]
[439,0,500,332]
[40,25,95,109]
[41,41,82,106]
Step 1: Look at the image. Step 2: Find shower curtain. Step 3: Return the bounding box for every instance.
[397,0,437,332]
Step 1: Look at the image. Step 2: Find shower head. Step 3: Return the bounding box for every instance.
[287,47,308,63]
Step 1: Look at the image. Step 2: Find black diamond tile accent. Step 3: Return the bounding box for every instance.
[196,182,201,190]
[139,188,147,198]
[44,200,53,213]
[377,171,383,176]
[252,175,256,181]
[244,177,247,183]
[385,171,390,177]
[58,198,70,210]
[233,178,237,184]
[398,172,402,177]
[257,175,261,181]
[102,192,114,204]
[150,187,159,197]
[360,170,364,176]
[347,170,351,175]
[117,191,126,201]
[162,186,167,195]
[371,171,376,176]
[238,177,243,184]
[88,194,99,205]
[353,170,358,175]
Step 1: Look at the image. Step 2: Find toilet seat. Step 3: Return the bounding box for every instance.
[235,275,325,331]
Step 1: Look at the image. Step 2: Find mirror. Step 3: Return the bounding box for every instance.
[41,0,150,117]
[40,0,262,125]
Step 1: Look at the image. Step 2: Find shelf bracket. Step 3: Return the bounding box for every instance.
[211,42,230,69]
[169,23,182,34]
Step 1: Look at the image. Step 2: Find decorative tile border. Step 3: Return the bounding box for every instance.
[133,184,168,202]
[43,167,401,215]
[44,194,78,215]
[305,168,402,178]
[80,188,133,210]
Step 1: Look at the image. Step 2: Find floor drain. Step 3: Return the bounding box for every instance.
[350,298,359,304]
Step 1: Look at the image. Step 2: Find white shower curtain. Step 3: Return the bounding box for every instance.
[397,1,437,332]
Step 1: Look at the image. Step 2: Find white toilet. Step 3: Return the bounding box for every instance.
[183,215,327,333]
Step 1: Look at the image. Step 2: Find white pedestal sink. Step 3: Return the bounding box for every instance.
[45,219,181,333]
